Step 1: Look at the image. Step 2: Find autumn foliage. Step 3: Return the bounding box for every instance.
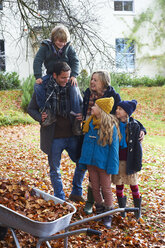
[0,87,164,247]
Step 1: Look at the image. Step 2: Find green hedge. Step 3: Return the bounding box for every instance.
[111,73,165,87]
[0,72,21,90]
[21,75,35,112]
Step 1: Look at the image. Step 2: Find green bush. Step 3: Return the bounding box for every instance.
[0,110,35,126]
[0,72,21,90]
[77,69,90,93]
[111,73,165,87]
[21,75,35,112]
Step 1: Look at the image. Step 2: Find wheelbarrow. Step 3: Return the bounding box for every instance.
[0,188,139,248]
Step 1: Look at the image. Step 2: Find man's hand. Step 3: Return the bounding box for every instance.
[41,112,48,122]
[36,78,43,84]
[139,131,145,142]
[70,76,77,86]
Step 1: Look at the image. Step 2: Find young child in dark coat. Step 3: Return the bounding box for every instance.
[33,25,81,132]
[112,99,146,219]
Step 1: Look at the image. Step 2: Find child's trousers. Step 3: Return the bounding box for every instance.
[34,74,82,113]
[87,165,113,207]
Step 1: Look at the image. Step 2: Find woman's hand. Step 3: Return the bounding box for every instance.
[36,78,43,84]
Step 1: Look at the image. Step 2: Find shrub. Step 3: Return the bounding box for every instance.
[77,69,90,93]
[111,73,165,87]
[0,72,21,90]
[21,75,35,112]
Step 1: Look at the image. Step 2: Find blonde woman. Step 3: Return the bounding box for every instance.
[79,97,121,229]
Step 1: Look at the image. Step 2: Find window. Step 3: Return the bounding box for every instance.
[0,0,3,10]
[115,38,135,71]
[0,40,5,71]
[114,0,133,11]
[38,0,59,11]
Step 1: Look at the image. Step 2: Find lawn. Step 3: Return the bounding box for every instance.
[0,87,164,247]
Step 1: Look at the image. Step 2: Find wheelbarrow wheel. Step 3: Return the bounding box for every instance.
[0,226,8,240]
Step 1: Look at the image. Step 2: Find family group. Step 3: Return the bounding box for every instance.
[28,24,146,229]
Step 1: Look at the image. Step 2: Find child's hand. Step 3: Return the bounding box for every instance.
[70,76,77,86]
[76,113,83,121]
[36,78,43,84]
[41,112,48,122]
[139,131,145,142]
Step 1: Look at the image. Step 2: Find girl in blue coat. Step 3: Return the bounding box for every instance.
[79,97,121,228]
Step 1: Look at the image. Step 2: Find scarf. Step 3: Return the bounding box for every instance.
[119,122,127,149]
[83,115,101,133]
[45,76,69,117]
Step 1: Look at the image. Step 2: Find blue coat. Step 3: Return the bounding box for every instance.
[79,120,119,174]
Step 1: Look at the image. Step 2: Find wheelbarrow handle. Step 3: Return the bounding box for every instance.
[87,228,102,236]
[124,207,139,212]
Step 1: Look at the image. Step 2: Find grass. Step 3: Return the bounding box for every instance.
[0,89,35,126]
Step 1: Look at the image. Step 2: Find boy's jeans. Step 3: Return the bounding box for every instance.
[48,137,86,200]
[34,75,82,113]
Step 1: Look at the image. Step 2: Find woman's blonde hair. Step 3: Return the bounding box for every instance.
[51,25,70,43]
[97,107,121,146]
[92,70,111,89]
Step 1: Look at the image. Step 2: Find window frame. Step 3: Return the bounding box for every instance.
[114,0,134,12]
[0,0,3,10]
[0,40,6,71]
[115,38,135,72]
[38,0,59,11]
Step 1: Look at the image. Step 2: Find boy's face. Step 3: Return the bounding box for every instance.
[91,103,101,119]
[115,106,128,121]
[53,70,70,87]
[54,39,66,49]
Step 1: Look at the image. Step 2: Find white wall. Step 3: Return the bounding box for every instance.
[0,1,34,81]
[1,0,164,79]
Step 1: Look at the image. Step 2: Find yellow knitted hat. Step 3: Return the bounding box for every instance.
[95,97,114,114]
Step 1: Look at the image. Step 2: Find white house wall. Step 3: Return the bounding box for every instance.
[0,0,164,80]
[0,1,34,81]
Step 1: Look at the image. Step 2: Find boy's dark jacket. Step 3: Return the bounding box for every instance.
[33,40,79,79]
[83,86,121,118]
[125,117,146,175]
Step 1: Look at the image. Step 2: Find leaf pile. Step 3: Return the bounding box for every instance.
[0,179,72,222]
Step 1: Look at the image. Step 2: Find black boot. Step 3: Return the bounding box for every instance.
[84,186,94,214]
[133,196,142,219]
[95,203,105,221]
[117,196,127,217]
[103,206,113,229]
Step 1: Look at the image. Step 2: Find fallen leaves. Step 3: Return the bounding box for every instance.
[0,179,72,222]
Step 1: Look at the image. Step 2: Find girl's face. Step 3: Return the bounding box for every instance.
[91,103,101,119]
[115,106,128,121]
[54,39,66,49]
[90,73,104,93]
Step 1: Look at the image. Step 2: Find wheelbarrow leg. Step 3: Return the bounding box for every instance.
[10,228,21,248]
[36,228,101,248]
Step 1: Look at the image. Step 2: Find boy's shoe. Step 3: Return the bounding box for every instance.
[68,194,85,203]
[42,109,56,127]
